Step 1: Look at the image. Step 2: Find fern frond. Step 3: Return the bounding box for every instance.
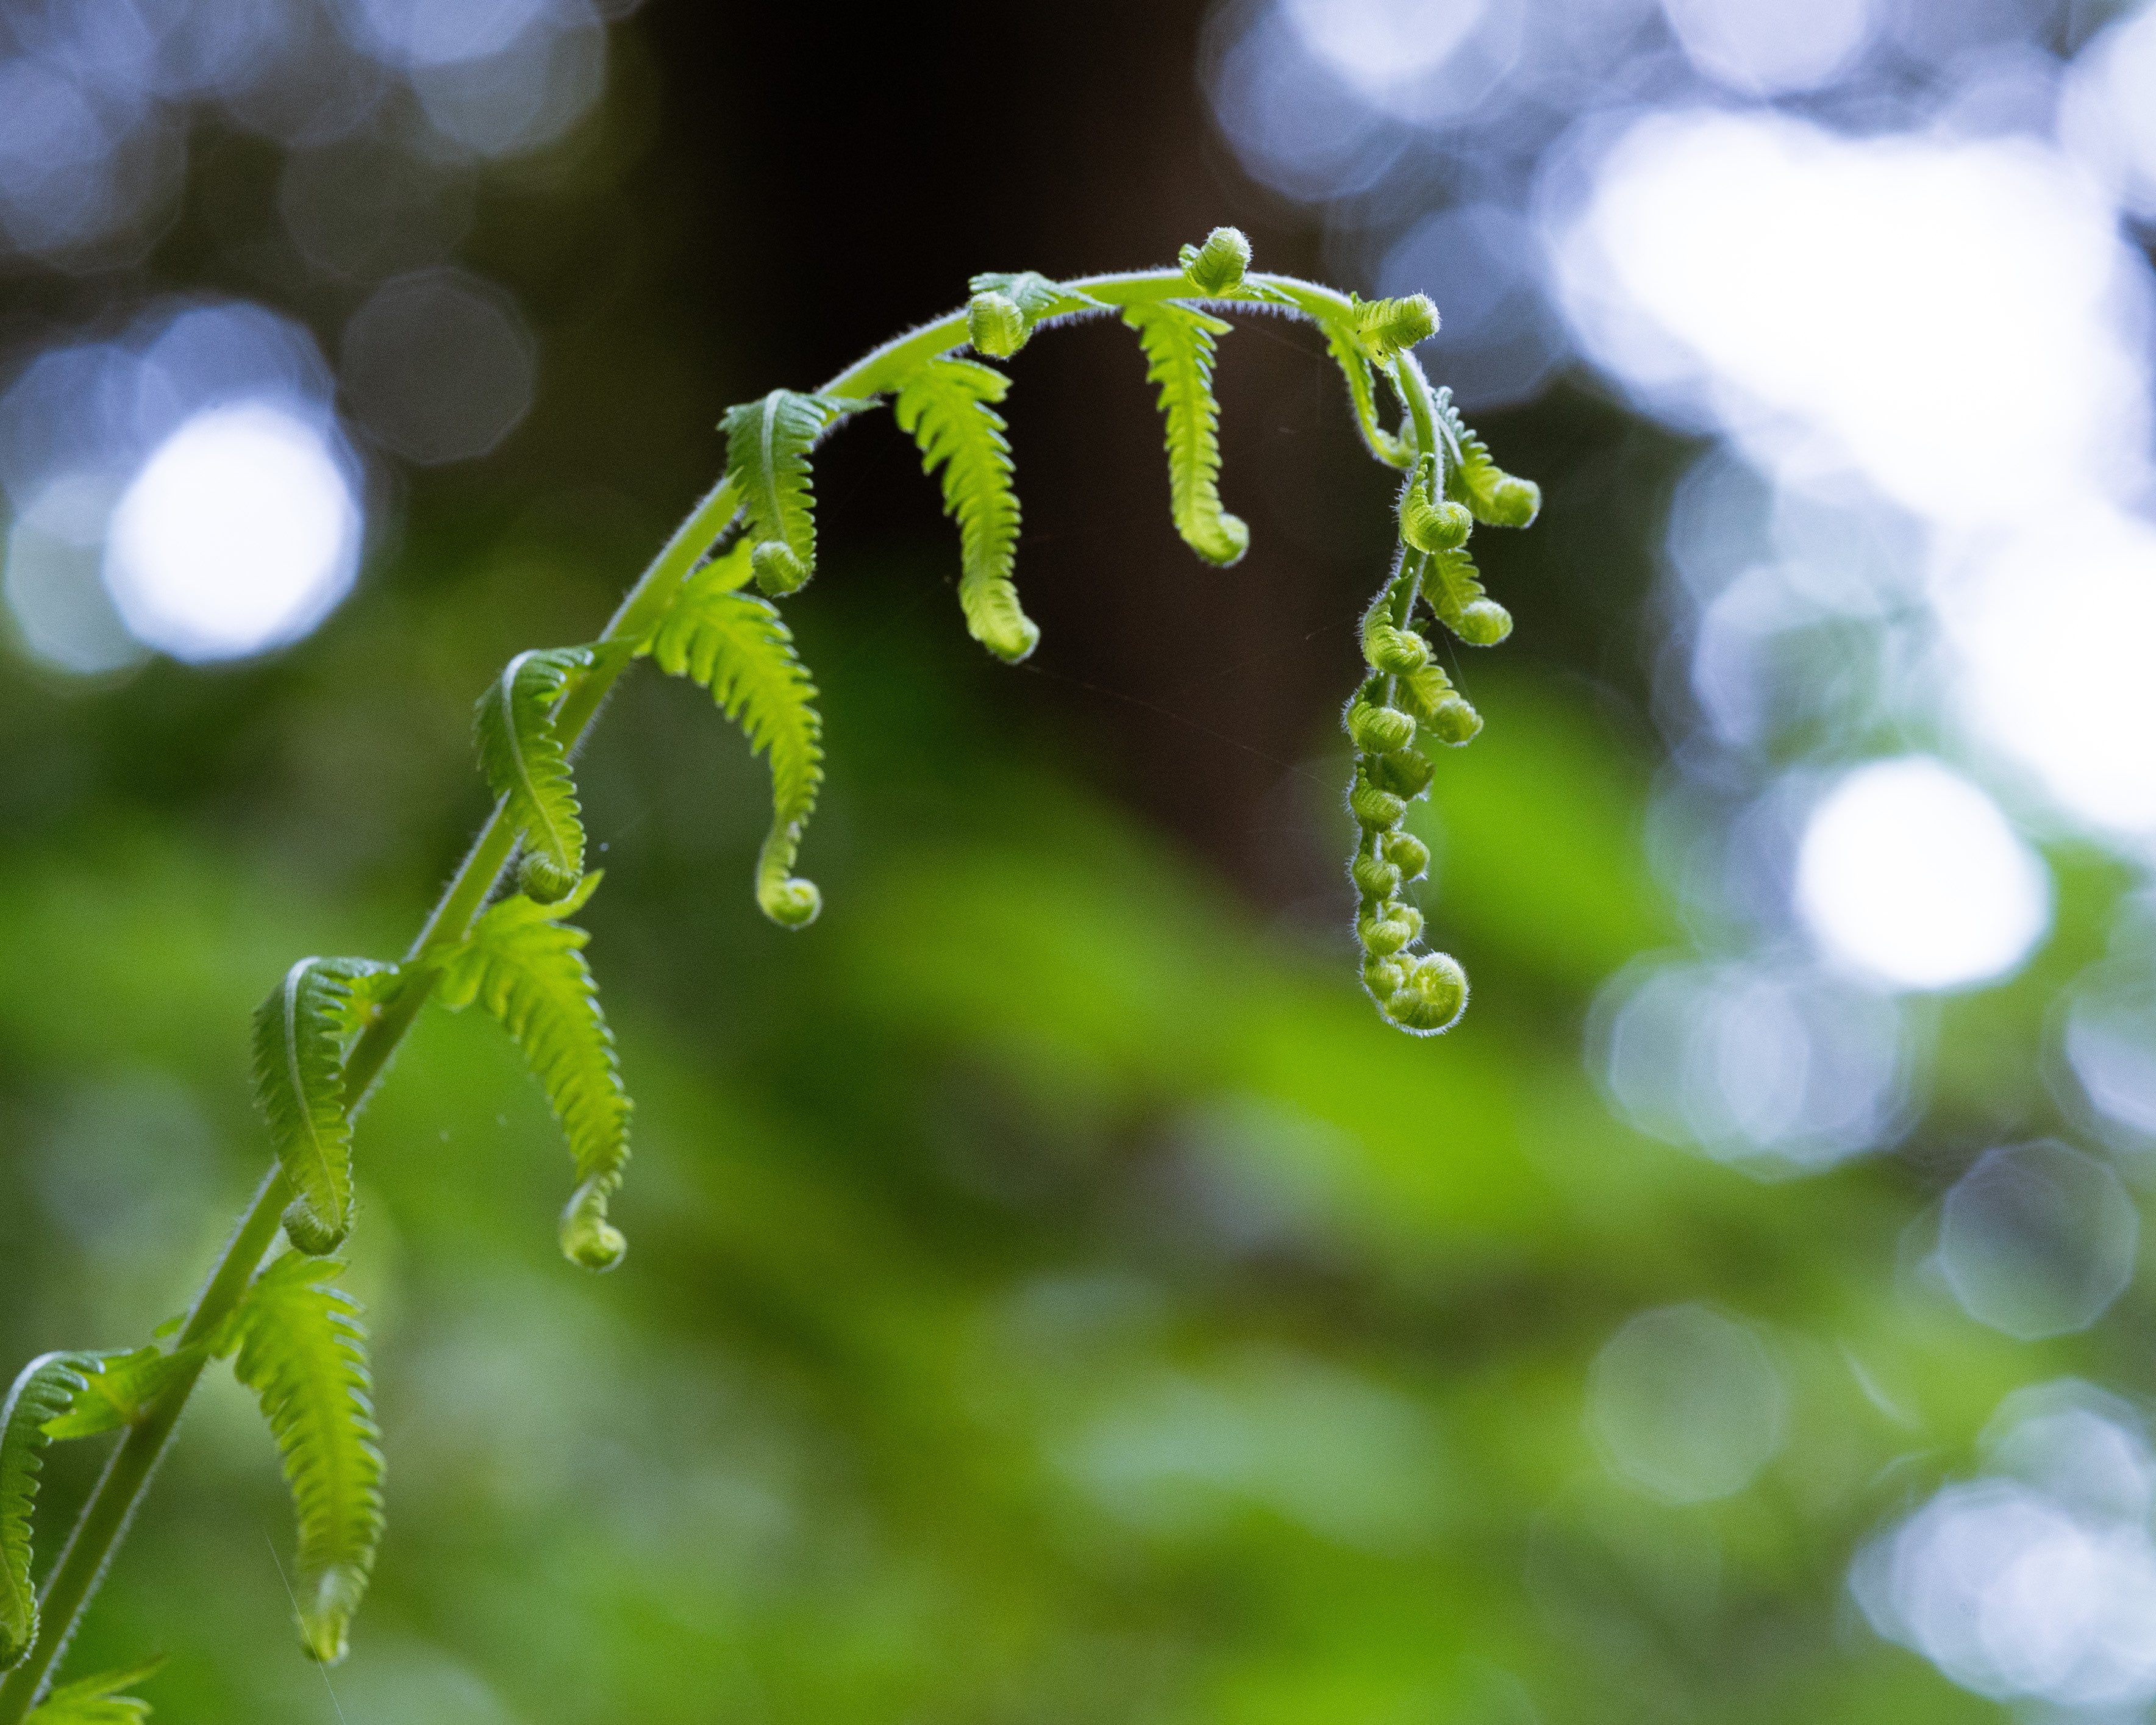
[644,543,826,929]
[251,958,397,1255]
[24,1659,162,1724]
[2,1354,104,1668]
[1322,321,1412,469]
[1433,387,1541,528]
[230,1255,384,1665]
[718,390,874,596]
[474,647,593,903]
[891,357,1036,663]
[39,1347,198,1442]
[434,876,632,1270]
[1121,301,1249,566]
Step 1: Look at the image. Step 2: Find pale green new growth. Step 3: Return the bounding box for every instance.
[475,647,593,903]
[1122,301,1250,567]
[719,389,874,596]
[1322,322,1412,470]
[230,1256,384,1665]
[21,1660,161,1725]
[968,270,1106,347]
[251,957,398,1255]
[643,542,827,928]
[1,1356,103,1669]
[0,232,1545,1716]
[893,357,1035,663]
[40,1348,199,1442]
[435,875,632,1271]
[1436,385,1542,528]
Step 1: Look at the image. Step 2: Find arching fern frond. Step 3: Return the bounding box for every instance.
[2,1354,106,1668]
[24,1659,162,1724]
[251,958,399,1255]
[719,389,876,597]
[230,1255,383,1666]
[644,543,826,929]
[892,357,1036,663]
[1121,301,1249,566]
[1433,386,1541,528]
[434,876,632,1270]
[475,647,593,904]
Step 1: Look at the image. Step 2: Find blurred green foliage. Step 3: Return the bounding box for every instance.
[2,513,2106,1721]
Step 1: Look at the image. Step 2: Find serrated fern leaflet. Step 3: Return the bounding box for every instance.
[40,1348,200,1443]
[2,1354,103,1668]
[643,542,826,929]
[251,958,397,1255]
[434,875,632,1270]
[893,357,1035,663]
[1434,385,1541,528]
[1121,301,1249,567]
[475,647,591,903]
[230,1255,384,1666]
[22,1658,162,1725]
[1321,320,1410,470]
[718,390,873,596]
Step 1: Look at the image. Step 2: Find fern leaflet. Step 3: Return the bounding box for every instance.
[644,543,826,928]
[230,1254,384,1665]
[23,1659,162,1725]
[2,1354,105,1668]
[718,389,874,596]
[967,270,1106,330]
[39,1347,199,1442]
[1434,386,1541,528]
[892,357,1036,663]
[435,875,632,1270]
[1121,301,1249,566]
[474,647,593,903]
[1321,321,1411,470]
[252,957,398,1255]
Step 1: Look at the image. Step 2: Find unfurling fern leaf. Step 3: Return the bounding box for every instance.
[2,1354,107,1668]
[966,271,1107,352]
[1434,386,1541,528]
[893,357,1036,663]
[434,876,632,1270]
[719,389,875,598]
[1122,301,1249,567]
[644,543,826,929]
[23,1659,163,1724]
[40,1346,200,1442]
[230,1255,384,1665]
[1425,546,1513,648]
[252,958,399,1255]
[475,647,593,903]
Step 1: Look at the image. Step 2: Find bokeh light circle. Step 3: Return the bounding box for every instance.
[103,401,361,662]
[1794,756,2049,991]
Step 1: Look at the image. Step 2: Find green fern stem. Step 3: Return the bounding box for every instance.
[0,265,1450,1723]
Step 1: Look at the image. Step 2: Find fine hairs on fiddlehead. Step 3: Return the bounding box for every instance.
[0,227,1539,1721]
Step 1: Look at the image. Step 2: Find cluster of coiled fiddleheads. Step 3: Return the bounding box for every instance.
[0,229,1537,1722]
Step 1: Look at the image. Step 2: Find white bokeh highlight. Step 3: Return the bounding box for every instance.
[104,402,361,662]
[1855,1384,2156,1710]
[1794,757,2050,992]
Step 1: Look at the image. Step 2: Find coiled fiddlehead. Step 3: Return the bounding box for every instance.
[0,230,1540,1723]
